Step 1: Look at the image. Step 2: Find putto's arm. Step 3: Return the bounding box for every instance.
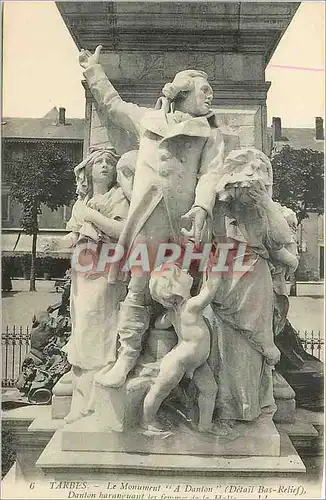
[185,277,219,314]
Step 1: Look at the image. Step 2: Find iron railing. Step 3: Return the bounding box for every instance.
[2,326,30,387]
[299,330,324,361]
[1,326,324,388]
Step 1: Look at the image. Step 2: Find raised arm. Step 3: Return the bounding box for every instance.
[80,46,148,138]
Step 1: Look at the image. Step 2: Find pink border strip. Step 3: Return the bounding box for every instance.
[269,64,324,73]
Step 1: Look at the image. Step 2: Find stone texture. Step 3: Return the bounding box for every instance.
[51,395,72,420]
[295,408,324,427]
[273,372,296,424]
[273,371,296,400]
[61,414,280,457]
[4,406,315,480]
[274,398,296,424]
[28,407,64,434]
[91,381,150,432]
[215,54,264,81]
[89,122,110,148]
[102,53,165,81]
[51,370,73,419]
[2,406,55,481]
[164,53,215,80]
[89,103,139,154]
[213,106,263,150]
[58,2,299,58]
[37,430,305,477]
[238,125,256,147]
[277,420,319,438]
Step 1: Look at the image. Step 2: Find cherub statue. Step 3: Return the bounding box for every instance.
[143,265,218,435]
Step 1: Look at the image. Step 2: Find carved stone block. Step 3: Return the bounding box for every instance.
[238,125,256,147]
[215,54,264,81]
[164,53,215,80]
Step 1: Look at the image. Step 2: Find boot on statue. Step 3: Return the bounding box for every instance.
[94,301,150,388]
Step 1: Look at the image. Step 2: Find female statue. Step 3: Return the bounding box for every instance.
[44,147,136,423]
[204,148,298,424]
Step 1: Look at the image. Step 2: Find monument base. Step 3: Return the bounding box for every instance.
[37,429,305,478]
[274,398,296,423]
[273,372,296,423]
[61,413,280,457]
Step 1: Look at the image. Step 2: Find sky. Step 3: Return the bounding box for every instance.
[2,1,325,128]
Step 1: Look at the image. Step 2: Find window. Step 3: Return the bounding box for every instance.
[2,193,10,221]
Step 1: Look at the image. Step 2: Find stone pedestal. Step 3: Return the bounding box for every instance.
[92,377,152,432]
[37,429,305,478]
[61,414,280,457]
[2,406,59,480]
[6,405,324,481]
[51,394,72,419]
[273,372,296,423]
[51,370,73,419]
[56,2,299,157]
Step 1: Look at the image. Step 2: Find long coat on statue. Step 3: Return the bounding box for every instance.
[84,64,234,281]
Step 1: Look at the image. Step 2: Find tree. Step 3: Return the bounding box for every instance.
[271,145,324,296]
[271,145,324,224]
[4,142,76,291]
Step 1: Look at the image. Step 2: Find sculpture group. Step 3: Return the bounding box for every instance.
[45,45,299,439]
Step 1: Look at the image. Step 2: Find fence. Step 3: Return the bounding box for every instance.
[2,326,30,388]
[299,330,324,362]
[1,326,325,388]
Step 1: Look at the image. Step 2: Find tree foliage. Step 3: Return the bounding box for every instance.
[271,145,324,223]
[4,142,76,289]
[4,142,76,234]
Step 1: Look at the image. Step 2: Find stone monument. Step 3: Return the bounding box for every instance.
[35,1,308,478]
[43,39,300,461]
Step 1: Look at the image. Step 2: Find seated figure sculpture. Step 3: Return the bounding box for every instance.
[144,265,218,435]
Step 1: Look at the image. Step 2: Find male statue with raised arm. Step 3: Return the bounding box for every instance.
[80,45,225,387]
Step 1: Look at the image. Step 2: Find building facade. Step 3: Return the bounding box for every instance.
[2,107,84,277]
[269,116,324,281]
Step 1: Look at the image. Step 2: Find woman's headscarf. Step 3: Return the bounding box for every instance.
[215,148,273,200]
[74,146,120,199]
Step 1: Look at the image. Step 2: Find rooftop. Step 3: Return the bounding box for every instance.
[2,107,84,142]
[268,117,325,152]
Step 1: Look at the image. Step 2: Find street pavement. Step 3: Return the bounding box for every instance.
[2,280,324,335]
